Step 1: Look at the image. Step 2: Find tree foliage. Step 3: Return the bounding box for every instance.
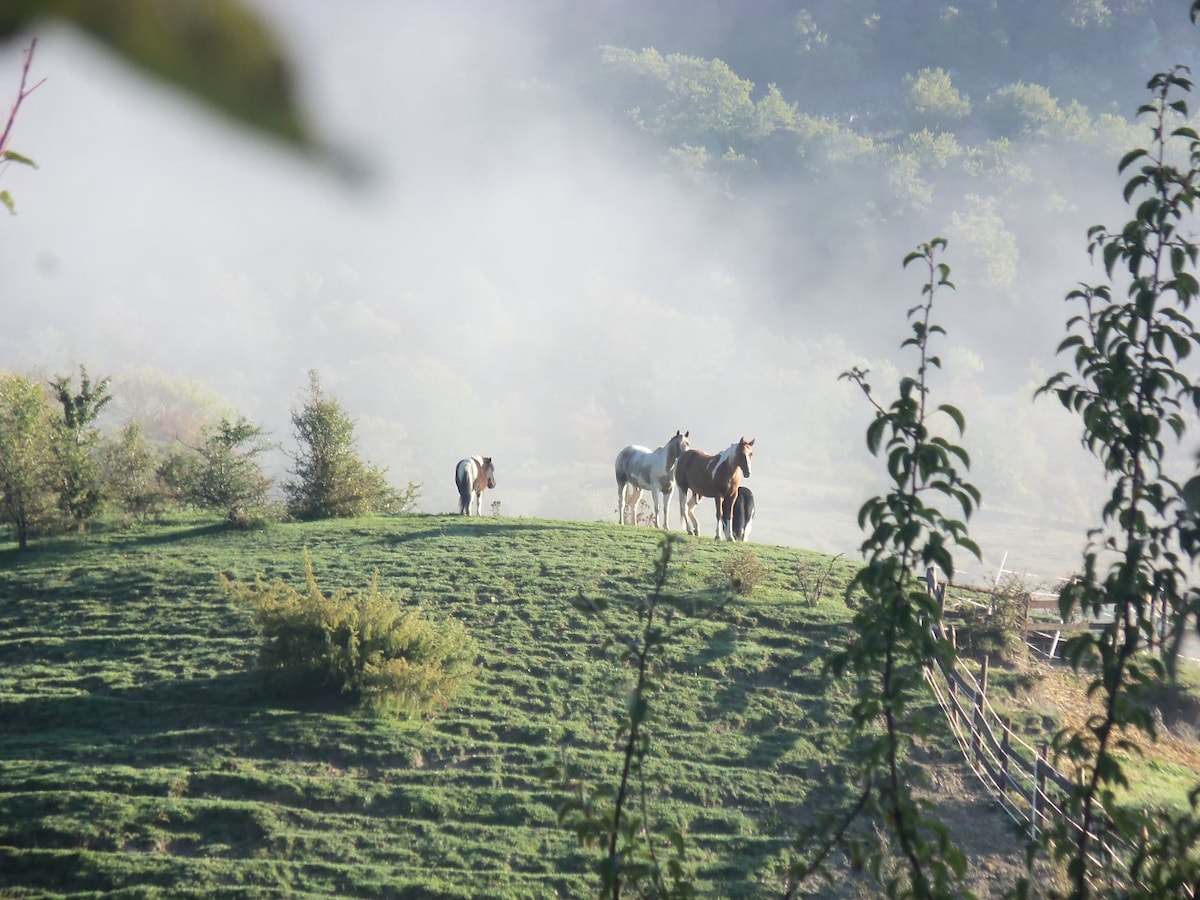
[162,415,274,526]
[903,67,972,126]
[0,373,58,548]
[284,370,402,521]
[47,364,111,526]
[99,421,166,521]
[0,1,311,149]
[789,239,980,898]
[0,38,42,215]
[1034,61,1200,897]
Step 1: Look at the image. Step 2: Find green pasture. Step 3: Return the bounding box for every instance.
[0,514,870,897]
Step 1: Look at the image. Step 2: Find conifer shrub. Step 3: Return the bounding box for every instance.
[224,551,478,717]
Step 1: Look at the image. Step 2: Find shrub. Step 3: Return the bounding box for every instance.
[284,371,412,520]
[795,553,843,607]
[161,415,275,526]
[100,421,168,521]
[224,551,477,717]
[957,574,1030,662]
[717,547,767,596]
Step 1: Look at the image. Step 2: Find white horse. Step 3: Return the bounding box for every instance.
[614,430,689,528]
[455,456,495,515]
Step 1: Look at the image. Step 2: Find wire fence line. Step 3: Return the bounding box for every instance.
[923,628,1134,887]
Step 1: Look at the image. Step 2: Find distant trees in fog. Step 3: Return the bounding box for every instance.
[0,367,419,547]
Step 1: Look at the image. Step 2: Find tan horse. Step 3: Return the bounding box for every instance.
[675,437,755,540]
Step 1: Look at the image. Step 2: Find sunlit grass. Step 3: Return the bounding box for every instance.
[0,513,864,896]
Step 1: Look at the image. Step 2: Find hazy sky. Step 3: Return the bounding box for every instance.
[2,2,1193,583]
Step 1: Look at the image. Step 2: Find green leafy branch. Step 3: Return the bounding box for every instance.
[1035,62,1200,897]
[790,238,979,898]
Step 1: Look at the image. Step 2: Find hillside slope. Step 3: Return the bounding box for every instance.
[0,515,1025,897]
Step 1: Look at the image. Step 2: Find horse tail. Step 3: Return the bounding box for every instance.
[455,459,473,515]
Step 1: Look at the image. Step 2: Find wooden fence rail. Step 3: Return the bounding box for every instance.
[925,636,1124,868]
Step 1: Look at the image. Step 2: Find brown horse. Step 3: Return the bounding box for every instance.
[675,437,755,540]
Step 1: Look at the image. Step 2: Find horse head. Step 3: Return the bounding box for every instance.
[667,430,690,467]
[483,457,496,489]
[736,437,755,478]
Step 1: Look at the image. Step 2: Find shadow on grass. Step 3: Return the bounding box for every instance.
[0,665,416,772]
[0,522,238,573]
[0,670,268,746]
[384,519,571,546]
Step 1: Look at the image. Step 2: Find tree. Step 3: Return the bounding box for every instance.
[284,370,400,521]
[0,373,59,548]
[790,239,980,897]
[48,364,111,526]
[99,421,166,521]
[1035,61,1200,897]
[903,67,971,129]
[162,415,274,526]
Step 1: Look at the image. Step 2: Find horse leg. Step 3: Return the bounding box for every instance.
[718,495,735,540]
[685,491,700,536]
[650,486,661,528]
[624,486,643,525]
[617,480,627,524]
[660,484,673,530]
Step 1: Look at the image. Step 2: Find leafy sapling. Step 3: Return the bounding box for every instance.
[788,238,980,898]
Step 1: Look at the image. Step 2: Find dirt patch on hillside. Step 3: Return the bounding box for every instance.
[802,751,1044,898]
[1015,662,1200,770]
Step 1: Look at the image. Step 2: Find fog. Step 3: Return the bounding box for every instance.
[2,2,1193,584]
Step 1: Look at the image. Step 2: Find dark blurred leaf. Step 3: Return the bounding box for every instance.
[1,0,311,148]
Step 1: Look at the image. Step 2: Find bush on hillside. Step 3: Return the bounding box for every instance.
[161,415,276,527]
[100,421,169,522]
[284,371,408,521]
[224,551,478,717]
[717,548,767,596]
[956,575,1030,663]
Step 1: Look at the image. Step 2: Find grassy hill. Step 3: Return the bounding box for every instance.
[0,513,901,897]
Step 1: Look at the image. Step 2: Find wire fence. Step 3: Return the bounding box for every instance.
[924,647,1139,894]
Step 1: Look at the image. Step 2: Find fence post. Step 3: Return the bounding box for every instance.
[971,689,984,761]
[1031,743,1048,841]
[948,669,959,727]
[1000,717,1012,783]
[981,654,990,695]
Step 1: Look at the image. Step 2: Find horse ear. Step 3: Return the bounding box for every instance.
[684,430,689,438]
[748,438,755,446]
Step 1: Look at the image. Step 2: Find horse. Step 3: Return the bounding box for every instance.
[719,485,754,542]
[455,456,495,516]
[614,430,689,528]
[675,436,755,540]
